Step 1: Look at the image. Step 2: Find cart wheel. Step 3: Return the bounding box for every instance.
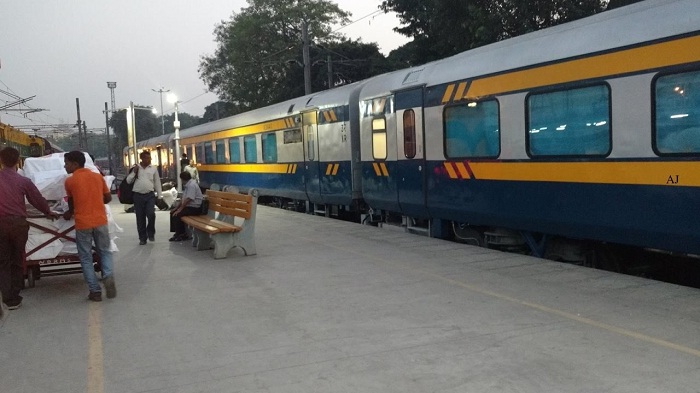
[27,267,36,288]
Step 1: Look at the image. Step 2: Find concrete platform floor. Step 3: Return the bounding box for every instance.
[2,201,700,392]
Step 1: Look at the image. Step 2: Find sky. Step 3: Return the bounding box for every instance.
[0,0,410,138]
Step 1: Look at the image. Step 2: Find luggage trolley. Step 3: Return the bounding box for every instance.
[22,215,101,288]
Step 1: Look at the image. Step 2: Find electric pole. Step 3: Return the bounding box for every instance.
[152,87,170,135]
[327,55,333,89]
[302,21,312,95]
[107,82,117,173]
[76,98,83,149]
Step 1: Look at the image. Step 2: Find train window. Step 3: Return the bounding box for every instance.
[204,142,214,164]
[306,124,315,161]
[527,84,610,157]
[372,117,387,160]
[284,129,302,144]
[363,96,393,117]
[215,140,226,163]
[196,143,205,164]
[654,70,700,155]
[444,100,500,158]
[190,145,197,163]
[244,135,257,163]
[403,110,416,159]
[229,137,241,163]
[262,132,277,163]
[29,142,42,157]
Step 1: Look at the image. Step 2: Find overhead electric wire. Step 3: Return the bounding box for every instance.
[332,9,383,34]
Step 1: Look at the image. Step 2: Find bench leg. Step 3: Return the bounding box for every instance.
[233,228,257,256]
[193,229,213,251]
[211,233,235,259]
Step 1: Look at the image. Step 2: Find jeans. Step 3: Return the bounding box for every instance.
[76,225,113,294]
[0,216,29,306]
[133,191,156,241]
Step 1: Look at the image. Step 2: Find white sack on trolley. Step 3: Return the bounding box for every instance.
[23,153,102,201]
[22,151,124,257]
[25,233,64,260]
[53,204,123,254]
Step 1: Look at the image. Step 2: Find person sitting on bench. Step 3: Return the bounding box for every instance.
[169,171,203,242]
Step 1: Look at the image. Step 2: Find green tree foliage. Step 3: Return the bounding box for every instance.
[159,112,203,134]
[606,0,643,10]
[202,101,243,123]
[200,0,395,110]
[50,132,114,159]
[381,0,607,65]
[108,107,158,149]
[279,38,400,98]
[108,109,202,142]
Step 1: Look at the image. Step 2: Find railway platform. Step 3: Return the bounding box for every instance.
[1,201,699,392]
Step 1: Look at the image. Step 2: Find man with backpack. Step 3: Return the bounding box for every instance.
[125,151,163,245]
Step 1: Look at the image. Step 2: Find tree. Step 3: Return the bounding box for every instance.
[108,107,158,151]
[50,131,114,158]
[202,101,243,123]
[382,0,607,65]
[199,0,350,111]
[159,113,203,134]
[606,0,643,10]
[280,38,400,97]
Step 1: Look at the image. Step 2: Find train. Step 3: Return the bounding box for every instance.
[0,121,61,164]
[124,0,700,263]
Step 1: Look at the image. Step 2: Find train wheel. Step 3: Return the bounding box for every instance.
[587,245,623,273]
[452,223,485,247]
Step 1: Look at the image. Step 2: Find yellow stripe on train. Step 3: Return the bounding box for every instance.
[182,118,290,145]
[449,161,700,187]
[466,35,700,100]
[441,35,700,103]
[199,163,292,174]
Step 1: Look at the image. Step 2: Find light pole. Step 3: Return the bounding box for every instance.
[106,82,117,173]
[152,87,170,135]
[168,93,182,192]
[103,102,113,174]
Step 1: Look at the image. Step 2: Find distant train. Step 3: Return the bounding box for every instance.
[125,0,700,262]
[0,121,61,164]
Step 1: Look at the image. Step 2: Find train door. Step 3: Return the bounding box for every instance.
[395,87,428,218]
[302,110,322,203]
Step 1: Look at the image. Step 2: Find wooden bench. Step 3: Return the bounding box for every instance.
[181,189,258,259]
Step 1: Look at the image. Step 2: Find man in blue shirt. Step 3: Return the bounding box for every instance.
[169,171,203,242]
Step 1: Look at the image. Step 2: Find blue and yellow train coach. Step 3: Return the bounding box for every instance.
[129,0,700,260]
[356,0,700,257]
[175,81,365,209]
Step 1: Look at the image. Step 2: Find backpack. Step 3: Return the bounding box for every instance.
[117,168,136,204]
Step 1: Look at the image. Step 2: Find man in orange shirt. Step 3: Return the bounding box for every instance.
[63,151,116,301]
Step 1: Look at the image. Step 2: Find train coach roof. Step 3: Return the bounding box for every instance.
[359,0,700,99]
[179,81,366,139]
[179,97,308,139]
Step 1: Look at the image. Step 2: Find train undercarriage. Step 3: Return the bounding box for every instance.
[260,197,700,288]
